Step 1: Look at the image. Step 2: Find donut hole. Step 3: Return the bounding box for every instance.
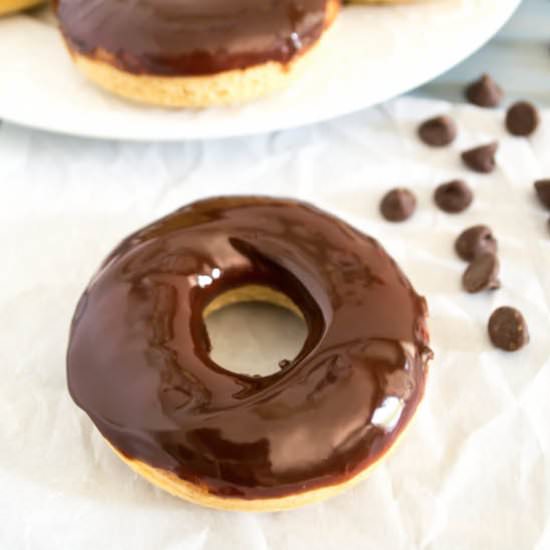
[203,285,307,377]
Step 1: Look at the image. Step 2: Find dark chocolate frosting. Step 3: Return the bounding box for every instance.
[54,0,329,76]
[67,196,431,500]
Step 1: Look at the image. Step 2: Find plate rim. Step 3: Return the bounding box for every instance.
[0,0,522,142]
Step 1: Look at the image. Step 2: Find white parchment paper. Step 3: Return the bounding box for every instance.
[1,97,550,549]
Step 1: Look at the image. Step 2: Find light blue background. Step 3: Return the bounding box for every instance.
[419,0,549,104]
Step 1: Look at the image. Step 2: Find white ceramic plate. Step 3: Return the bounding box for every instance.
[0,0,520,141]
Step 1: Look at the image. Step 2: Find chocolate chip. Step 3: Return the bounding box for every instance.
[534,179,550,209]
[380,188,417,222]
[455,225,498,261]
[465,74,503,108]
[461,142,498,174]
[462,253,500,293]
[506,101,540,136]
[418,115,457,147]
[434,180,473,213]
[488,306,529,351]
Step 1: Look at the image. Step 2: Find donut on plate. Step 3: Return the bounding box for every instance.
[0,0,42,16]
[53,0,339,108]
[67,196,432,511]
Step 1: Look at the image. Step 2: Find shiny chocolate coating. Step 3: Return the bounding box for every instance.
[67,197,431,500]
[54,0,329,76]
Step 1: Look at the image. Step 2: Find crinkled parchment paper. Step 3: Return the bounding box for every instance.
[1,97,549,549]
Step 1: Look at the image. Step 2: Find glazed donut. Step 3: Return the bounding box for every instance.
[53,0,338,108]
[0,0,42,16]
[67,196,432,511]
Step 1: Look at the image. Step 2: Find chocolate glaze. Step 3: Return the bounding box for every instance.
[54,0,329,76]
[67,197,431,500]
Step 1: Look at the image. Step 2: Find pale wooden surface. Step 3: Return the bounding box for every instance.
[418,0,550,104]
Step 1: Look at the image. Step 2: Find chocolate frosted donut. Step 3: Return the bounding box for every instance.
[54,0,338,107]
[56,0,328,76]
[67,196,432,511]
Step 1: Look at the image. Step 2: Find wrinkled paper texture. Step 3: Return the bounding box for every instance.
[1,97,550,549]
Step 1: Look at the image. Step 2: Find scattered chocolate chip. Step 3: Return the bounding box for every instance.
[534,179,550,209]
[488,306,529,351]
[455,225,498,261]
[380,188,417,222]
[462,253,500,293]
[418,115,457,147]
[506,101,540,136]
[461,142,498,174]
[434,180,473,213]
[465,74,503,108]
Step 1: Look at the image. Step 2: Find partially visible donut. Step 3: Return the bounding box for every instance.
[0,0,42,16]
[53,0,339,107]
[67,196,432,511]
